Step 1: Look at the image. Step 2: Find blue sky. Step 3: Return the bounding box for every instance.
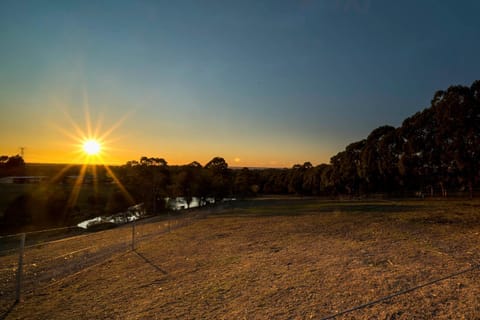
[1,0,480,166]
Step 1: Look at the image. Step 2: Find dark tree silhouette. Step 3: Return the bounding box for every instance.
[205,157,231,201]
[0,155,25,177]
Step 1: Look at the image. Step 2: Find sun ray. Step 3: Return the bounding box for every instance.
[53,97,136,216]
[103,164,135,205]
[83,89,93,138]
[98,111,132,142]
[49,163,76,184]
[66,163,88,210]
[91,163,99,196]
[52,124,86,145]
[94,113,105,140]
[61,109,89,141]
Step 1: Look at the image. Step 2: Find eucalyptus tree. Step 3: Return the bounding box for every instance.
[233,167,255,198]
[120,156,170,214]
[330,140,366,196]
[359,125,396,192]
[205,157,232,201]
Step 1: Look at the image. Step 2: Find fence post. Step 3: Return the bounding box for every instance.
[15,233,26,303]
[131,220,136,251]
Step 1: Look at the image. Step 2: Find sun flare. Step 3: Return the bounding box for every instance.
[83,139,101,155]
[50,101,135,215]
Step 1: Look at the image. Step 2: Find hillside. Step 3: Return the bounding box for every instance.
[3,198,480,319]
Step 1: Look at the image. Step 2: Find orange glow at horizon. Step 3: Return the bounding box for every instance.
[14,102,333,168]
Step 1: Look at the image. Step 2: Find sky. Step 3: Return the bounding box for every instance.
[1,0,480,168]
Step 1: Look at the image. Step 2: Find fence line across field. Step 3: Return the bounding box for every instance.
[0,232,120,256]
[3,207,477,318]
[15,233,25,303]
[0,213,173,254]
[23,246,97,268]
[0,211,202,312]
[0,225,80,239]
[37,251,132,292]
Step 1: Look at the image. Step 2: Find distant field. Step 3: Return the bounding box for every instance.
[0,184,38,218]
[3,198,480,319]
[0,163,119,220]
[0,183,117,220]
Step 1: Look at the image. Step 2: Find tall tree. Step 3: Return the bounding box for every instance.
[205,157,231,200]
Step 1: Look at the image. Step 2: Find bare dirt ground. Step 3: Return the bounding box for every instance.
[3,198,480,319]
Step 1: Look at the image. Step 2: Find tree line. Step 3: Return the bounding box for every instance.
[322,80,480,198]
[2,80,480,232]
[116,80,480,202]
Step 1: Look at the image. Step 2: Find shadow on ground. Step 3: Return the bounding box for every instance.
[0,301,17,320]
[134,250,168,275]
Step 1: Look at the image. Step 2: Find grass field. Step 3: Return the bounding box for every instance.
[3,198,480,319]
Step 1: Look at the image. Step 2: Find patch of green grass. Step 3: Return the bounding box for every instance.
[223,199,422,218]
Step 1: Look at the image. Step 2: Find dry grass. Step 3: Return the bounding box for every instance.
[3,198,480,319]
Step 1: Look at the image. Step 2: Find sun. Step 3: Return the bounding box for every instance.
[83,139,101,155]
[50,100,136,215]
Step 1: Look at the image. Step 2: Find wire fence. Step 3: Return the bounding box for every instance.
[3,203,475,318]
[0,209,208,315]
